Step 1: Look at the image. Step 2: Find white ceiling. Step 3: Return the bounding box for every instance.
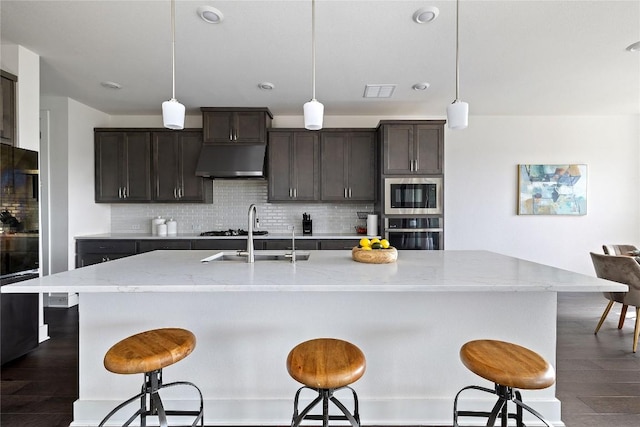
[1,0,639,118]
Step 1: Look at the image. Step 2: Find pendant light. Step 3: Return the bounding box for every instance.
[446,0,468,130]
[162,0,185,130]
[303,0,324,130]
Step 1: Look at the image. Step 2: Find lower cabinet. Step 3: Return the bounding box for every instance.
[75,240,137,267]
[76,238,362,267]
[263,239,319,250]
[137,240,192,253]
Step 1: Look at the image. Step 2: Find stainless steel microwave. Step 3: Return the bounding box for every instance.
[384,177,442,215]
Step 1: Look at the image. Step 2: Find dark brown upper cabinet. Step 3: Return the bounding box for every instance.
[201,107,272,144]
[268,130,319,202]
[320,130,376,202]
[1,71,17,146]
[95,131,152,202]
[380,121,444,175]
[152,131,212,203]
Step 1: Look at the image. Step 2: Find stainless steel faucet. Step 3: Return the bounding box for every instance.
[289,226,296,264]
[247,204,258,263]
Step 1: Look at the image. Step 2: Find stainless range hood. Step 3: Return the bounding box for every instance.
[195,144,267,179]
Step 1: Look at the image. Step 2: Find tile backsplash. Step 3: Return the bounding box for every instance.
[111,180,375,235]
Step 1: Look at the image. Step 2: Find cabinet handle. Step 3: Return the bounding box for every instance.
[174,188,177,199]
[294,188,297,198]
[229,129,233,141]
[234,129,238,141]
[179,187,183,199]
[289,188,292,198]
[414,159,418,172]
[118,187,122,198]
[123,187,127,198]
[344,188,347,198]
[348,188,352,198]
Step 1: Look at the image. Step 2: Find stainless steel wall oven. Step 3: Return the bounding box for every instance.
[384,217,442,250]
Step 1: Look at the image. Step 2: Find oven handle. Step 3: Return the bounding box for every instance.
[386,228,443,232]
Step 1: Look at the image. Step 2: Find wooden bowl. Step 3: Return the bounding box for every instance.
[352,246,397,264]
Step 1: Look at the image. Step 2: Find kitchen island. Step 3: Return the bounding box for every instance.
[2,250,624,427]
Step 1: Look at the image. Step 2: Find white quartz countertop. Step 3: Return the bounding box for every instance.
[1,250,624,294]
[75,233,367,240]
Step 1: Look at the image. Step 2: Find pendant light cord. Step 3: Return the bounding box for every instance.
[454,0,460,101]
[171,0,176,100]
[311,0,316,100]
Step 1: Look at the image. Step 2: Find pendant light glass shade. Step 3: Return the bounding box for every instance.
[163,98,186,130]
[304,99,324,130]
[162,0,185,130]
[446,100,468,130]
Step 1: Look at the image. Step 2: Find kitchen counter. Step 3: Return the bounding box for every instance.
[75,232,370,240]
[2,249,622,294]
[1,250,622,427]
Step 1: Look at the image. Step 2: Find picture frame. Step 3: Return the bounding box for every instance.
[518,164,587,215]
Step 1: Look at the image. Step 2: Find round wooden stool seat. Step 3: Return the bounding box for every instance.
[104,328,196,375]
[287,338,366,389]
[460,339,555,390]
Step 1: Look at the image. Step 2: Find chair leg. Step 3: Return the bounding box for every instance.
[618,305,628,329]
[595,300,615,334]
[633,307,640,353]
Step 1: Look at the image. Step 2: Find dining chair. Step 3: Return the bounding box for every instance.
[590,252,640,352]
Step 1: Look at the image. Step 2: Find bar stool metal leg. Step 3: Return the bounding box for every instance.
[453,383,555,427]
[291,386,360,427]
[98,368,204,427]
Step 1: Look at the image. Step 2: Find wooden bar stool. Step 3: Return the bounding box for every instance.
[287,338,366,427]
[453,339,556,427]
[98,328,204,427]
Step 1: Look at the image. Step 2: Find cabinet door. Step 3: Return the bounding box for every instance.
[415,125,443,174]
[320,133,348,200]
[347,132,376,201]
[268,132,294,201]
[319,239,360,250]
[1,74,16,146]
[122,132,152,201]
[291,133,319,201]
[153,132,180,201]
[178,131,209,202]
[203,111,233,143]
[383,125,414,174]
[95,132,124,202]
[95,132,151,202]
[234,112,266,143]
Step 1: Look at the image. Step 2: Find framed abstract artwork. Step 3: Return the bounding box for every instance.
[518,164,587,215]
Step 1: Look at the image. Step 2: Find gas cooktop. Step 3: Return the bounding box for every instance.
[199,229,269,237]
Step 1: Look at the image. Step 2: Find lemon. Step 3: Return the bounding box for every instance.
[361,246,372,251]
[359,238,371,248]
[370,237,381,244]
[380,239,390,249]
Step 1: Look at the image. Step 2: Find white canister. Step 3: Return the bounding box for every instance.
[151,216,165,235]
[166,218,177,236]
[157,223,168,236]
[367,214,378,237]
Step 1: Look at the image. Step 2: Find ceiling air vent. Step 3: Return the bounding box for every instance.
[363,84,396,98]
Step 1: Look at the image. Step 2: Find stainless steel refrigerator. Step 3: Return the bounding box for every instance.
[1,144,39,364]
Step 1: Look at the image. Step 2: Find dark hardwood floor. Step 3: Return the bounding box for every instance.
[1,292,640,426]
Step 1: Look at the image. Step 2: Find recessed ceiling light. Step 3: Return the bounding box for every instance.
[258,82,275,90]
[626,41,640,52]
[413,7,439,24]
[100,81,122,89]
[198,6,223,24]
[412,82,430,91]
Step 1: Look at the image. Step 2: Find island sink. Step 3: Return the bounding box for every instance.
[200,250,310,263]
